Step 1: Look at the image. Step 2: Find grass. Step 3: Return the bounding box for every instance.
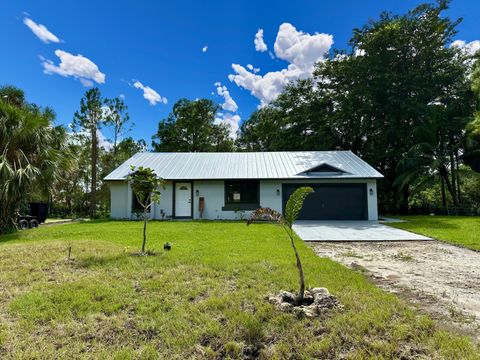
[392,251,415,262]
[389,216,480,251]
[0,220,478,359]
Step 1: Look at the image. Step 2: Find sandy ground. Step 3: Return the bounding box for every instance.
[310,241,480,340]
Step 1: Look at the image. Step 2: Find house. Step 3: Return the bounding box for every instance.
[104,151,383,221]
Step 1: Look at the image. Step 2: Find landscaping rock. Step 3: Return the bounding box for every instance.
[279,290,296,303]
[310,287,330,297]
[267,287,342,318]
[278,302,294,313]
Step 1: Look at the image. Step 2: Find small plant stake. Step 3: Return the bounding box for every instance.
[66,240,74,261]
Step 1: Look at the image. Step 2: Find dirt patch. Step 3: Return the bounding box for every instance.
[309,241,480,341]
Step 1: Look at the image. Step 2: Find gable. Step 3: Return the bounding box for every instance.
[299,162,348,175]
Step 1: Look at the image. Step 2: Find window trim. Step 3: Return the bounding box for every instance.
[222,180,260,211]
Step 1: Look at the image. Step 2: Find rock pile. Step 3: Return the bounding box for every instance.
[267,287,343,318]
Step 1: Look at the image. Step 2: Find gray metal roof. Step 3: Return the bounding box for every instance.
[104,151,383,181]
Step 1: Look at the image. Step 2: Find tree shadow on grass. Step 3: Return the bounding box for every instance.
[0,231,23,245]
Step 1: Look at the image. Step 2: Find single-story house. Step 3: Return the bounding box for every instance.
[104,151,383,221]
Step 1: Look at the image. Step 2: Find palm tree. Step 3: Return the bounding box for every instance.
[0,86,66,233]
[394,122,461,207]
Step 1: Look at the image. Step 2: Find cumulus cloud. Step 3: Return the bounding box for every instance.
[214,82,238,112]
[202,45,208,53]
[133,80,167,105]
[23,17,60,44]
[254,29,268,52]
[68,129,113,151]
[451,40,480,56]
[273,23,333,68]
[215,112,241,139]
[229,23,333,106]
[41,50,105,85]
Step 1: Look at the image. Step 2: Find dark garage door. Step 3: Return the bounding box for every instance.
[282,184,368,220]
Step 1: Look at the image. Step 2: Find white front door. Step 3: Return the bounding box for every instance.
[175,182,192,217]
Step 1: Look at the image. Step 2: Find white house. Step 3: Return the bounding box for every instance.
[104,151,383,221]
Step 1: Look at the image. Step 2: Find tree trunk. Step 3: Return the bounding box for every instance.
[90,123,97,219]
[450,153,457,204]
[142,208,147,255]
[455,151,461,204]
[113,123,119,168]
[288,228,305,304]
[440,177,446,208]
[439,167,457,206]
[400,187,409,214]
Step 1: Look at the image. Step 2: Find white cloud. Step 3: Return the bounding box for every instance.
[133,80,167,106]
[273,23,333,68]
[451,40,480,56]
[215,112,241,139]
[119,94,125,99]
[214,82,238,112]
[229,23,333,106]
[41,50,105,85]
[202,45,208,53]
[79,78,93,87]
[254,29,268,52]
[68,129,113,151]
[97,130,113,150]
[23,17,60,44]
[246,64,260,73]
[354,48,365,57]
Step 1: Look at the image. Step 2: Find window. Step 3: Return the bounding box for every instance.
[223,181,259,210]
[132,193,143,212]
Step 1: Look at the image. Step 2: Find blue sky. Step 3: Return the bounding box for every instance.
[1,0,479,147]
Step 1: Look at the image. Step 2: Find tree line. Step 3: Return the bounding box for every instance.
[1,0,480,233]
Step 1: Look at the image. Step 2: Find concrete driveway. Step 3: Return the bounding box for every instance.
[293,220,431,241]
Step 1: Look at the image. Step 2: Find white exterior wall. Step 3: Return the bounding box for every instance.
[109,181,129,219]
[152,181,173,219]
[110,178,378,221]
[192,181,252,220]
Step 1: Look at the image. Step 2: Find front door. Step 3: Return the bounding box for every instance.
[174,182,192,218]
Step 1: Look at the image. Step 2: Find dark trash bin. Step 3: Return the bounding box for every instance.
[29,202,48,223]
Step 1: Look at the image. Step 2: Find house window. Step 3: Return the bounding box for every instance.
[132,193,144,212]
[223,181,259,210]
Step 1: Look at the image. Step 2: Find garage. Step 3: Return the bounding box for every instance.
[282,183,368,220]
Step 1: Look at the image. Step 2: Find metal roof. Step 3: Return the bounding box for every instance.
[104,151,383,181]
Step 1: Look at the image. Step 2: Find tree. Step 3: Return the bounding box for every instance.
[104,97,131,167]
[73,88,110,218]
[238,1,473,212]
[236,80,334,151]
[128,166,165,255]
[464,54,480,173]
[0,86,65,233]
[464,118,480,173]
[247,187,314,304]
[152,98,233,152]
[315,1,471,211]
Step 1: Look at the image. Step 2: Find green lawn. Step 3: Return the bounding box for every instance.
[389,216,480,251]
[0,221,478,359]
